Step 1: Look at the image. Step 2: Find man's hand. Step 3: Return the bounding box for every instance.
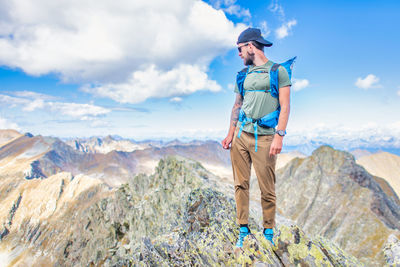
[269,135,283,156]
[222,93,242,150]
[222,135,233,150]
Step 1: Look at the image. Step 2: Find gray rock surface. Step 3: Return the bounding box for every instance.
[384,234,400,266]
[1,156,362,266]
[275,145,400,266]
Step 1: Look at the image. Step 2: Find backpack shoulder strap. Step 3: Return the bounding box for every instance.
[269,63,280,98]
[271,63,280,72]
[236,67,249,97]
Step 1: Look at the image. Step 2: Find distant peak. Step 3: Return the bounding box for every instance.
[309,145,356,167]
[104,135,114,141]
[311,145,335,155]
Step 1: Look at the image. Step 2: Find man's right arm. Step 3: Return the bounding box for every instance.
[222,93,243,149]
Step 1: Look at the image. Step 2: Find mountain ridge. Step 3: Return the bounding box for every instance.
[0,156,362,266]
[1,129,399,265]
[274,145,400,265]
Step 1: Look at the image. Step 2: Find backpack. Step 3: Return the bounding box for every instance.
[235,57,296,151]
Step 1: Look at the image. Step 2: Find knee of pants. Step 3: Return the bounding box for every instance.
[234,180,250,191]
[261,192,276,201]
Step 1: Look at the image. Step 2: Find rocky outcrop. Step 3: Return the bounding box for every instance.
[0,171,109,266]
[24,160,46,179]
[0,157,362,266]
[276,145,400,265]
[384,234,400,266]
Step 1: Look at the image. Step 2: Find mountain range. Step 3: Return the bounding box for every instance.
[1,129,400,266]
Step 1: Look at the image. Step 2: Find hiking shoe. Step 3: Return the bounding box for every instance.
[263,228,274,246]
[235,226,250,248]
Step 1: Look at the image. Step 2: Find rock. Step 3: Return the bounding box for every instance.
[0,155,363,266]
[275,145,400,265]
[24,132,34,138]
[384,234,400,266]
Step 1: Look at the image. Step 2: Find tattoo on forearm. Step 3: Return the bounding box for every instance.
[230,95,243,127]
[231,107,240,122]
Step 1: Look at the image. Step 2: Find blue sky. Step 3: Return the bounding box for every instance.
[0,0,399,144]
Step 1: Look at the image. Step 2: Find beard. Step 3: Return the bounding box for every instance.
[244,52,255,66]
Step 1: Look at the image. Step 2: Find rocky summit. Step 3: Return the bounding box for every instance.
[275,145,400,266]
[0,155,361,266]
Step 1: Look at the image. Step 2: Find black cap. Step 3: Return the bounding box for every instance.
[237,27,273,47]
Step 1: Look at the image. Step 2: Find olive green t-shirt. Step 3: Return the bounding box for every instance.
[234,60,291,135]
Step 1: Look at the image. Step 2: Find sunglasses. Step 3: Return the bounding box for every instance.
[237,43,250,52]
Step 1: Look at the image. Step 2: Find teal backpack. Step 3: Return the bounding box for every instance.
[235,57,296,151]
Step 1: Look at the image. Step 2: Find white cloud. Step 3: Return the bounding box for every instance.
[260,21,271,37]
[89,120,110,128]
[275,19,297,39]
[0,92,110,120]
[0,91,56,111]
[268,0,285,19]
[209,0,250,18]
[223,0,236,5]
[397,87,400,96]
[170,97,183,103]
[268,1,297,40]
[227,83,235,90]
[224,5,251,18]
[285,122,400,151]
[0,0,245,103]
[83,64,222,104]
[47,102,110,119]
[0,93,47,111]
[24,98,45,111]
[292,79,309,92]
[136,127,227,140]
[355,74,382,89]
[0,94,27,107]
[0,116,20,130]
[11,91,57,100]
[389,121,400,132]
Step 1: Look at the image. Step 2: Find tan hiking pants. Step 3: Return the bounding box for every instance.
[230,127,277,229]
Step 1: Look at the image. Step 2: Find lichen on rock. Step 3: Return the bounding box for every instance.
[384,234,400,266]
[0,156,364,266]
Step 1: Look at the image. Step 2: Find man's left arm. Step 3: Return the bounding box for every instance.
[269,85,290,156]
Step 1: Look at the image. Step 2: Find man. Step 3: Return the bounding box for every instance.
[221,27,291,248]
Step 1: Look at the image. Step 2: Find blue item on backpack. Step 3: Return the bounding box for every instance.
[236,57,296,151]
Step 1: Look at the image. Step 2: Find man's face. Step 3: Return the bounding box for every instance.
[238,42,255,66]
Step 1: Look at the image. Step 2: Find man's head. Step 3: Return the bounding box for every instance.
[237,27,272,47]
[237,28,272,66]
